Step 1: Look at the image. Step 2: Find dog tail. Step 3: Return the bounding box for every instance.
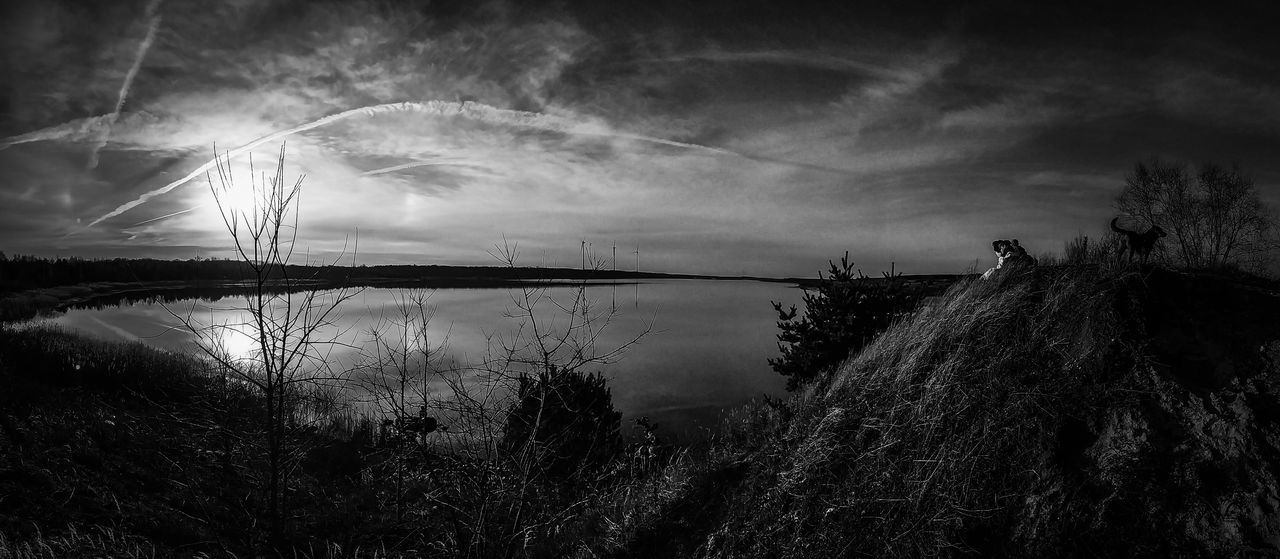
[1110,217,1129,234]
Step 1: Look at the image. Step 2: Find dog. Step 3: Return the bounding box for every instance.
[1010,239,1036,266]
[993,239,1013,265]
[983,239,1035,279]
[1110,217,1167,262]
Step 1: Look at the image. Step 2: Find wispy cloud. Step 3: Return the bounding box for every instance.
[86,99,746,227]
[650,49,910,80]
[3,0,1279,275]
[935,95,1061,130]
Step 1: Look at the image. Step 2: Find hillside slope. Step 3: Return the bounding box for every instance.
[614,265,1280,557]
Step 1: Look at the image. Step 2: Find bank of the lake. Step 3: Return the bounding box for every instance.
[32,280,802,440]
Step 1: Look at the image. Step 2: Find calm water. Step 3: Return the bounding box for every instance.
[45,280,800,439]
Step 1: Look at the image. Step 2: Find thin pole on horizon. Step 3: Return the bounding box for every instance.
[581,239,586,271]
[616,237,622,312]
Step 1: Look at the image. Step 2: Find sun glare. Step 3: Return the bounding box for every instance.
[214,325,260,363]
[219,182,259,216]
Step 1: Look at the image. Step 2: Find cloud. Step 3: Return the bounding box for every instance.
[1157,66,1280,133]
[935,95,1061,130]
[650,49,910,80]
[3,0,1280,275]
[87,99,747,227]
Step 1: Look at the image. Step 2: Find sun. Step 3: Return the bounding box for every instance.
[217,181,260,217]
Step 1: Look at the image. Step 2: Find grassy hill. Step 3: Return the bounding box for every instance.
[602,264,1280,557]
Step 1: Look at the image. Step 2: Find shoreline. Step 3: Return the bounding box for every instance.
[0,271,968,323]
[0,276,629,323]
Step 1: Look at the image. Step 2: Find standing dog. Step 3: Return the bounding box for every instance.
[1110,218,1167,262]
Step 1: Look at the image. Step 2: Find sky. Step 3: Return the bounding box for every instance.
[2,0,1279,277]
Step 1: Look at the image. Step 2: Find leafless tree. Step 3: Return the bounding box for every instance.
[170,144,361,543]
[382,236,651,557]
[1116,158,1277,269]
[356,289,449,524]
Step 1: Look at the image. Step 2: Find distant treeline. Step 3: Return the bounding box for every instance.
[0,254,257,291]
[0,252,732,292]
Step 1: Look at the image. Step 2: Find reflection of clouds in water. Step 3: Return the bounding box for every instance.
[46,281,799,439]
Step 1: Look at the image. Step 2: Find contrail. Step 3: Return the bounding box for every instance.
[129,205,201,227]
[0,114,111,151]
[88,315,140,342]
[88,100,742,227]
[361,160,459,176]
[87,0,164,171]
[450,100,739,156]
[360,159,498,177]
[606,131,738,156]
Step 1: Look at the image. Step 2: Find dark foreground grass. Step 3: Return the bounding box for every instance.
[0,325,387,556]
[0,324,677,558]
[0,525,157,559]
[0,324,258,553]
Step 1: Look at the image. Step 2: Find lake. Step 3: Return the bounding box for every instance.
[42,279,802,440]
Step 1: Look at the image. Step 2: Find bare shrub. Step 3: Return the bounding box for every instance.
[1117,158,1277,270]
[169,145,361,543]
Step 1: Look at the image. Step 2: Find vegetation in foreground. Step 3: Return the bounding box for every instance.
[4,152,1278,557]
[0,320,668,557]
[5,249,1280,557]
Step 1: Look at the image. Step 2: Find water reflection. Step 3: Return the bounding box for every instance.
[212,323,259,362]
[47,280,800,439]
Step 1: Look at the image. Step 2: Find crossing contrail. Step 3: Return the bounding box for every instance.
[88,100,743,227]
[87,0,164,171]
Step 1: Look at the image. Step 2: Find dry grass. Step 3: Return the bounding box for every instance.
[783,265,1124,554]
[0,526,155,559]
[601,262,1150,557]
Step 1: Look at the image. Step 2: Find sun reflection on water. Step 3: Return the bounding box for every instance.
[211,323,260,363]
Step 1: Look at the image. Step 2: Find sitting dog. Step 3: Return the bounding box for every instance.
[1110,217,1167,262]
[983,239,1035,279]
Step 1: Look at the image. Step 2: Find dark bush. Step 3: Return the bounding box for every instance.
[770,252,919,390]
[502,367,623,482]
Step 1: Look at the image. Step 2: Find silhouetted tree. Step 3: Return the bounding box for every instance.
[1116,158,1277,269]
[173,145,360,546]
[770,252,918,390]
[357,289,444,523]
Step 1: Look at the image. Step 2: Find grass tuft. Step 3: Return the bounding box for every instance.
[0,525,156,559]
